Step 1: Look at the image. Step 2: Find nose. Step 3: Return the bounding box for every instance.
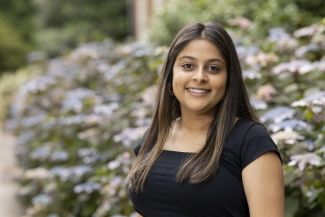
[192,67,207,83]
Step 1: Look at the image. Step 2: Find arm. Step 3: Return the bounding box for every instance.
[242,151,284,217]
[136,213,143,217]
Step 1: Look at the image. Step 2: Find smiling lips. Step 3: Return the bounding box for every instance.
[186,88,211,94]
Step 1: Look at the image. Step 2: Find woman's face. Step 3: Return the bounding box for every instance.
[172,39,228,116]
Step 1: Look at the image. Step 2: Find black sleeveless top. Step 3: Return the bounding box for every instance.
[129,119,281,217]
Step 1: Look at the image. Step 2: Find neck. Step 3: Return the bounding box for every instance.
[176,111,214,133]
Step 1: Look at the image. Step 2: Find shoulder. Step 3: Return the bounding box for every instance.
[234,118,269,139]
[245,122,270,139]
[236,119,281,169]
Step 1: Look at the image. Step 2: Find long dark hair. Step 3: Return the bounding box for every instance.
[128,22,259,193]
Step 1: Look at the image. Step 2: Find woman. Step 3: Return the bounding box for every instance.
[128,22,284,217]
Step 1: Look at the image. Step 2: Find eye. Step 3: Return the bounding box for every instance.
[207,65,220,72]
[182,63,195,70]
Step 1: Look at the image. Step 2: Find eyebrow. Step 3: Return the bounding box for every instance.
[179,55,225,65]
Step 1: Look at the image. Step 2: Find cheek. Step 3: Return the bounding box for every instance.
[171,77,183,102]
[172,72,182,90]
[220,82,228,98]
[213,77,227,97]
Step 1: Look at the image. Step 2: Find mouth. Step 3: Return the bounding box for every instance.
[186,88,211,94]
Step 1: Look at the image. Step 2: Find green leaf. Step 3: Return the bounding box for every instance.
[305,109,314,122]
[285,196,299,217]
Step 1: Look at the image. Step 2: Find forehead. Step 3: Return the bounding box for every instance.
[176,39,224,61]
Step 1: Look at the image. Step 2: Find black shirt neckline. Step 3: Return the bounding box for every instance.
[161,118,243,154]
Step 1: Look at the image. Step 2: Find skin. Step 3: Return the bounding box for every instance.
[243,152,285,217]
[164,39,228,152]
[172,39,227,120]
[136,39,284,216]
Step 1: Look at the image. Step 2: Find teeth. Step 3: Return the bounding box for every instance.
[188,88,209,94]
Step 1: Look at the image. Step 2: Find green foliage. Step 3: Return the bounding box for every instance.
[148,0,324,46]
[294,0,325,21]
[0,15,33,73]
[0,0,36,73]
[0,0,128,72]
[6,39,166,216]
[33,0,128,56]
[0,0,36,42]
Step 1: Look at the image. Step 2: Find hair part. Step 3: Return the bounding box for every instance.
[128,22,259,193]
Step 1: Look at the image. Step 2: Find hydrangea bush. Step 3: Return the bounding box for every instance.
[6,19,325,217]
[7,39,166,217]
[235,20,325,216]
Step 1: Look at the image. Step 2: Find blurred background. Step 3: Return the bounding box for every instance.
[0,0,324,216]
